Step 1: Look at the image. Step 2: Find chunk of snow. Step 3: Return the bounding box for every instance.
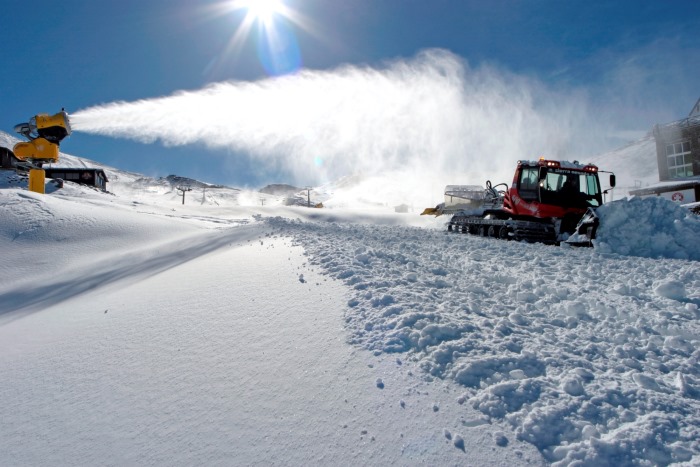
[653,279,687,301]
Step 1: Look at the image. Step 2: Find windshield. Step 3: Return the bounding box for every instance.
[538,168,601,208]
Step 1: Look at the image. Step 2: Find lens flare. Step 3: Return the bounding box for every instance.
[213,0,304,76]
[256,15,301,76]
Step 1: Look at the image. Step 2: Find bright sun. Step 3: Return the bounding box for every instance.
[241,0,284,23]
[211,0,312,75]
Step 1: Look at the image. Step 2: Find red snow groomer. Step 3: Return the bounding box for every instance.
[422,158,616,246]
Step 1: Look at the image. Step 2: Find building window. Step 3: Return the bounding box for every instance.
[666,141,693,178]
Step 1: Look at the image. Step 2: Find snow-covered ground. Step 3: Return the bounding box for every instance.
[1,150,699,465]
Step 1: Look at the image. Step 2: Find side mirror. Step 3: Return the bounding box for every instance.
[609,174,616,188]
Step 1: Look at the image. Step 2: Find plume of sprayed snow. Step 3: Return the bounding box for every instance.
[71,49,601,207]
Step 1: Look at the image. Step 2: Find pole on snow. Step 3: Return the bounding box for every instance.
[176,185,192,205]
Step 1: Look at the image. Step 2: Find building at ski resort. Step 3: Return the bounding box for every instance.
[630,97,700,203]
[43,168,109,191]
[1,145,108,191]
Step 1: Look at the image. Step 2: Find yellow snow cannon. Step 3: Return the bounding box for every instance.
[12,110,71,193]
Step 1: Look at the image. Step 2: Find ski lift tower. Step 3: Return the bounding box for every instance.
[176,185,192,205]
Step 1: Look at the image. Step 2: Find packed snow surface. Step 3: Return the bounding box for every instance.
[1,166,699,466]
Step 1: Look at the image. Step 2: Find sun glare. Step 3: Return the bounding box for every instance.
[241,0,284,24]
[206,0,316,76]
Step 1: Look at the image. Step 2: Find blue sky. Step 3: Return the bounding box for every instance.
[2,0,699,188]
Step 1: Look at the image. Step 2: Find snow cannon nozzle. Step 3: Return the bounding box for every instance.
[14,110,71,144]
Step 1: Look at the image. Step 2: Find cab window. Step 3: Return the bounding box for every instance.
[518,167,539,201]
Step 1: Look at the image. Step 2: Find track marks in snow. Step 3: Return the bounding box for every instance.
[0,223,263,318]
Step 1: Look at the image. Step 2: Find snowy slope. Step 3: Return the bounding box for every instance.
[0,130,19,151]
[0,186,542,466]
[1,148,699,465]
[587,136,658,198]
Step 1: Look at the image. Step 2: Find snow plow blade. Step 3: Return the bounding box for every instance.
[564,208,599,247]
[421,207,441,216]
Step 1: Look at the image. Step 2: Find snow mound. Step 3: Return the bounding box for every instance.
[594,197,700,261]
